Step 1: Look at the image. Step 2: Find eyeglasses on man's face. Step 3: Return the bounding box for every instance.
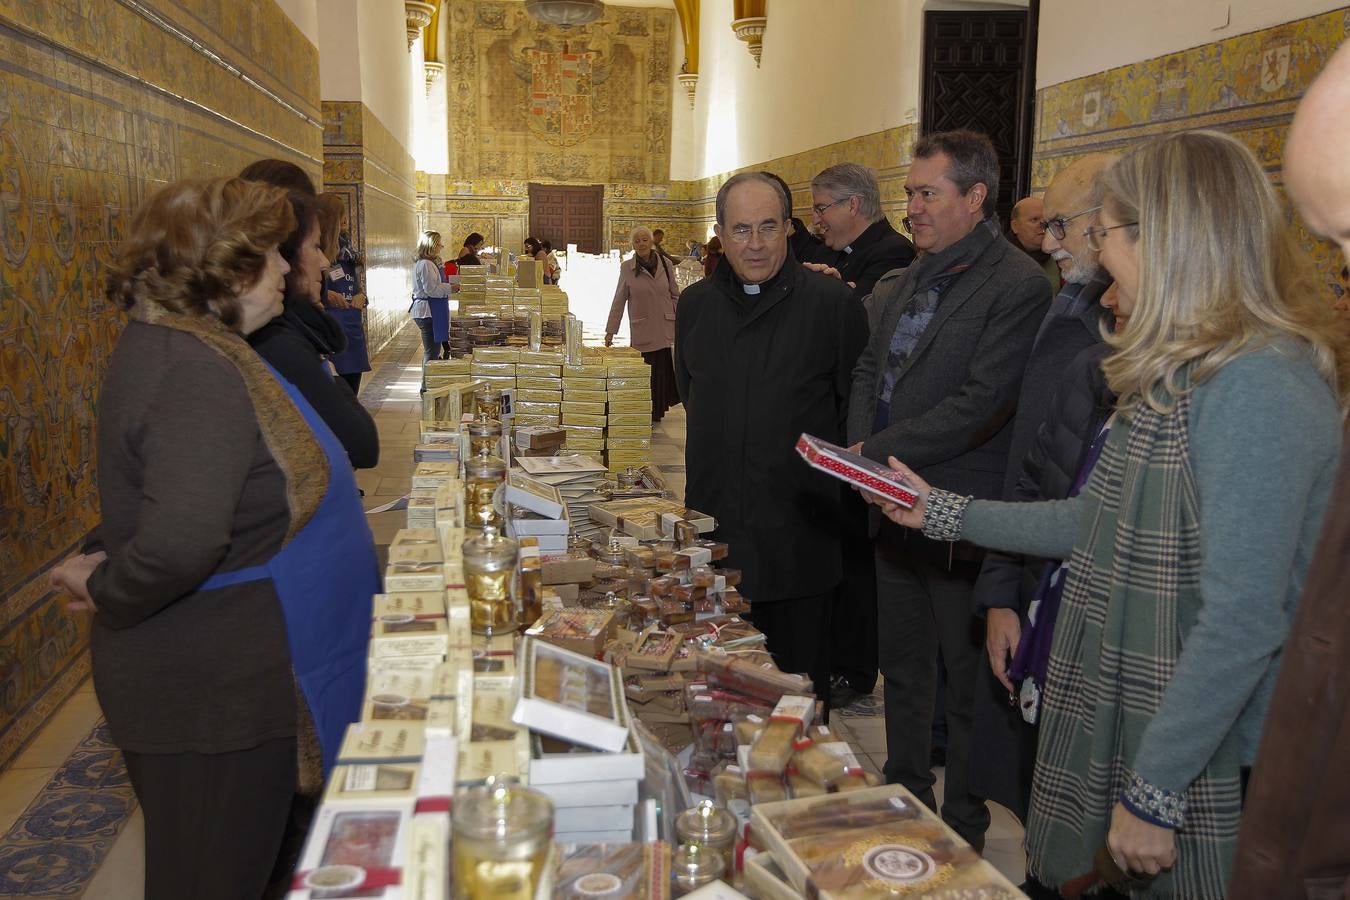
[810,197,850,218]
[1084,222,1137,252]
[1041,205,1102,241]
[726,222,784,243]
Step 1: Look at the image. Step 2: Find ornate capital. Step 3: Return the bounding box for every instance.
[677,72,699,108]
[731,0,767,67]
[405,1,436,49]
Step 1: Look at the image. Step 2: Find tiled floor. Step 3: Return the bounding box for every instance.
[0,326,1026,895]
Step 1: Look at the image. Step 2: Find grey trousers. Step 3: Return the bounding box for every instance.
[875,523,991,850]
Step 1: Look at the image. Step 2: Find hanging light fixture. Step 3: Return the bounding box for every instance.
[524,0,606,28]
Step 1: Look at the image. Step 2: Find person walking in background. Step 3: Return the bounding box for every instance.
[411,230,456,362]
[542,239,561,284]
[605,227,681,422]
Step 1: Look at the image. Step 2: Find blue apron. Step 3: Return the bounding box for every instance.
[197,363,379,773]
[325,265,371,375]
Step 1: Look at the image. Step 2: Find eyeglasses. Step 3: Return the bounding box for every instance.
[810,197,850,217]
[726,222,784,244]
[1041,205,1102,240]
[1084,222,1137,252]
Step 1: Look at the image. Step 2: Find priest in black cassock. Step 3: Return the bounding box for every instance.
[674,172,868,696]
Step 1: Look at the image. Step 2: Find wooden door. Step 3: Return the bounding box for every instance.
[527,184,605,253]
[921,9,1036,227]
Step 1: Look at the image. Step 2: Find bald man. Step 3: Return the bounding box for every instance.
[1008,197,1059,290]
[1230,43,1350,900]
[967,154,1118,822]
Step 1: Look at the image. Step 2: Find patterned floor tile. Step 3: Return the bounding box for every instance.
[0,720,138,897]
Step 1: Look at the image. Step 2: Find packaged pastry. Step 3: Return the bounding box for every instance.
[553,842,671,900]
[513,637,631,752]
[747,695,814,774]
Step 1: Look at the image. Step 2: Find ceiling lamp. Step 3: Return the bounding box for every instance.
[525,0,606,28]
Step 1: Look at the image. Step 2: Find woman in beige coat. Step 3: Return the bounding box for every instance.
[605,226,681,421]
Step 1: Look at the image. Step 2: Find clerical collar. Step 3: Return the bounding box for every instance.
[742,282,761,295]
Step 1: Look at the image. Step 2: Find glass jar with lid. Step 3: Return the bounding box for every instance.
[462,525,518,635]
[452,778,553,899]
[473,386,505,422]
[675,800,738,880]
[464,448,506,531]
[467,415,503,459]
[671,842,726,896]
[592,536,634,599]
[616,466,643,490]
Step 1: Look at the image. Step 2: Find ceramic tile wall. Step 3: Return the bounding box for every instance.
[1031,7,1350,297]
[322,101,418,354]
[0,0,321,770]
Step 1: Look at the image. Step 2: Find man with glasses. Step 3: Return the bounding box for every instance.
[810,163,917,308]
[675,172,868,694]
[967,153,1118,832]
[847,130,1050,850]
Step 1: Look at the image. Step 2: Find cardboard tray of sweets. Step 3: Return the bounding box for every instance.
[750,784,1026,899]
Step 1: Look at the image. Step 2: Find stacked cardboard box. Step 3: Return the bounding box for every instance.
[560,359,607,455]
[514,349,564,426]
[468,347,517,395]
[606,360,653,473]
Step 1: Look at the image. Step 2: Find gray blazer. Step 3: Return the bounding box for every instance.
[848,228,1051,503]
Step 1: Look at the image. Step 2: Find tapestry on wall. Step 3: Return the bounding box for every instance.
[446,0,673,185]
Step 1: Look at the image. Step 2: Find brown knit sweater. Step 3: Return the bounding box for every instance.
[86,317,325,754]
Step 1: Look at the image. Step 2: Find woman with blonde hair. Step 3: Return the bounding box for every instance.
[50,176,378,897]
[605,225,681,421]
[410,229,456,361]
[872,130,1346,898]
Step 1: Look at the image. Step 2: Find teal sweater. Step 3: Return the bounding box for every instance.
[963,343,1341,799]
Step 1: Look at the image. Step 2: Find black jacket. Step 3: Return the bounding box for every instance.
[456,250,481,266]
[836,217,916,305]
[967,340,1117,818]
[972,271,1113,614]
[788,217,833,266]
[675,258,868,603]
[249,298,380,469]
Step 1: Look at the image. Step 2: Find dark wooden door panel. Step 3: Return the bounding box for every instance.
[528,184,604,254]
[922,10,1034,226]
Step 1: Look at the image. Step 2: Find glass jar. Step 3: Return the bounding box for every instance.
[616,466,643,490]
[452,779,553,899]
[463,525,518,635]
[592,537,633,599]
[464,449,506,531]
[468,416,503,459]
[474,387,505,423]
[675,800,738,879]
[671,843,726,896]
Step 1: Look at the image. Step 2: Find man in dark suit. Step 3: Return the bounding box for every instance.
[677,173,868,695]
[810,163,916,306]
[847,130,1050,850]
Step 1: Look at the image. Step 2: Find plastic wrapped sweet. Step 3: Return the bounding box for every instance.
[553,842,671,900]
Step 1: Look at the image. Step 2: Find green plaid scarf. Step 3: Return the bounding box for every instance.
[1026,369,1244,898]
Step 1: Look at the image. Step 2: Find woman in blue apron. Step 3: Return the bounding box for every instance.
[411,230,457,361]
[51,176,378,900]
[318,194,371,395]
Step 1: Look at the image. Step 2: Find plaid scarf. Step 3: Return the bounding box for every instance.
[1026,369,1243,898]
